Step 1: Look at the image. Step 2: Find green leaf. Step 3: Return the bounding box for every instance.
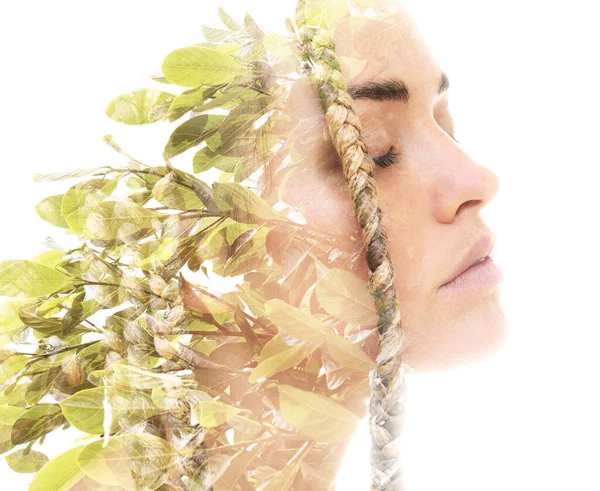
[243,13,265,41]
[218,7,242,31]
[151,172,205,210]
[105,89,175,125]
[0,301,26,342]
[0,260,72,297]
[202,25,235,43]
[132,238,179,270]
[61,179,118,234]
[161,46,247,87]
[5,448,48,473]
[59,387,106,434]
[77,433,174,490]
[11,404,65,445]
[32,250,65,268]
[82,201,157,242]
[213,442,266,491]
[212,182,281,224]
[193,146,240,173]
[168,85,218,122]
[190,400,242,427]
[315,268,378,326]
[35,195,69,228]
[249,334,315,383]
[264,299,328,345]
[0,406,26,454]
[0,354,28,384]
[324,332,376,371]
[298,0,350,29]
[29,445,86,491]
[163,113,226,159]
[277,385,359,444]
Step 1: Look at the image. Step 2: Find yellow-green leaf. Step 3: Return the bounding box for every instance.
[161,46,247,87]
[83,201,156,242]
[32,250,64,268]
[0,301,26,340]
[191,400,242,427]
[132,238,179,270]
[151,173,205,210]
[163,113,226,159]
[264,299,328,345]
[77,433,174,490]
[105,89,175,125]
[315,268,378,325]
[277,385,359,444]
[249,334,315,384]
[61,179,118,234]
[0,260,72,297]
[5,448,48,473]
[213,182,281,224]
[325,332,376,371]
[35,195,69,228]
[0,406,26,454]
[29,446,86,491]
[168,86,216,122]
[59,387,106,434]
[11,404,65,445]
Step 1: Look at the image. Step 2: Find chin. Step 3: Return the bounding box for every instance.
[400,288,509,373]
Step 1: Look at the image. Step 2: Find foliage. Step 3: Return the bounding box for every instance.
[0,2,384,490]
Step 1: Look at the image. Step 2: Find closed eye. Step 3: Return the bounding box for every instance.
[372,147,402,168]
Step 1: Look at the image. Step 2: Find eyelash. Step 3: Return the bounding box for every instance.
[370,134,459,169]
[372,147,402,168]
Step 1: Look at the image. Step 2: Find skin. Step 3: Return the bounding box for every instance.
[278,0,508,372]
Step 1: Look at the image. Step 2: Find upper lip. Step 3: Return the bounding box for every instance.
[439,233,496,288]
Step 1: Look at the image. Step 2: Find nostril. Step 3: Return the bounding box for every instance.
[457,199,482,215]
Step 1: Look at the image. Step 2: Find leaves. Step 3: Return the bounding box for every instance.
[105,89,175,124]
[0,301,26,343]
[11,404,65,445]
[213,182,281,224]
[35,195,69,228]
[0,406,26,454]
[277,385,359,444]
[0,260,72,297]
[29,446,86,491]
[151,172,205,210]
[190,400,242,427]
[59,387,107,434]
[77,433,174,490]
[161,46,247,87]
[249,334,314,383]
[316,268,378,325]
[163,113,226,159]
[265,299,328,345]
[5,448,49,473]
[83,200,157,242]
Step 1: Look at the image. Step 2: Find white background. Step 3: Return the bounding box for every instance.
[0,1,599,489]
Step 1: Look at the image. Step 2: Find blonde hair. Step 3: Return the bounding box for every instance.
[296,1,408,489]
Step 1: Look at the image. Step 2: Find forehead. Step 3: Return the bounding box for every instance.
[331,10,442,100]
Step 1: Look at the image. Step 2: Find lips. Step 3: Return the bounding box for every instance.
[440,234,496,288]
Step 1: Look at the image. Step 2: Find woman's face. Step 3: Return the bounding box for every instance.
[280,2,507,372]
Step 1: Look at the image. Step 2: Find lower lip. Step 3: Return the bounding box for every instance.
[438,256,504,293]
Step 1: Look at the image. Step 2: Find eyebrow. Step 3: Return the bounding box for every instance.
[348,72,449,102]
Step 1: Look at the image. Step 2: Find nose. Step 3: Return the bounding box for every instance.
[424,125,500,224]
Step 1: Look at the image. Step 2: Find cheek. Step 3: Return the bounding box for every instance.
[281,164,358,237]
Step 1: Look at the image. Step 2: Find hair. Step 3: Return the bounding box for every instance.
[296,2,408,489]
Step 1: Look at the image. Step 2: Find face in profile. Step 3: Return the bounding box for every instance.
[279,0,508,372]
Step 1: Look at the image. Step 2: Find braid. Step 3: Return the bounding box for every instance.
[296,4,408,490]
